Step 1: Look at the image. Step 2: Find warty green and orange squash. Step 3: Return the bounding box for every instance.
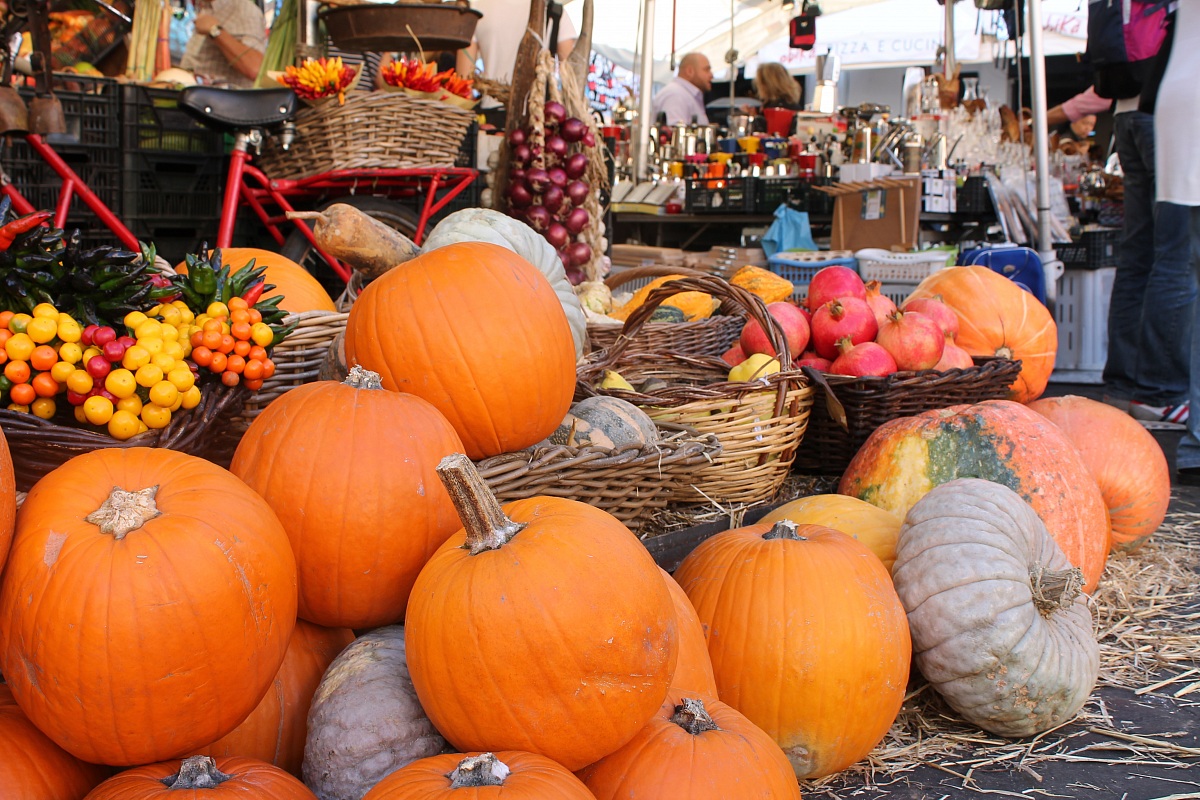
[838,400,1111,593]
[231,367,465,628]
[344,242,576,460]
[362,751,595,799]
[83,756,315,798]
[674,520,911,779]
[0,448,297,766]
[405,454,678,771]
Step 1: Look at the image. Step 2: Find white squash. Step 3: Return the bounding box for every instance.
[422,208,587,358]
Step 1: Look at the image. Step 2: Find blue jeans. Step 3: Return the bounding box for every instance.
[1176,208,1200,469]
[1103,111,1196,406]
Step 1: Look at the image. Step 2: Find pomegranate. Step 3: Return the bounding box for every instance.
[721,342,747,367]
[864,280,898,328]
[810,297,879,360]
[902,295,959,340]
[876,310,945,371]
[830,339,898,378]
[934,338,975,371]
[796,351,833,372]
[805,266,867,311]
[739,302,811,358]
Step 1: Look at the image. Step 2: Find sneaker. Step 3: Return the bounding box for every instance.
[1129,400,1189,424]
[1101,395,1132,413]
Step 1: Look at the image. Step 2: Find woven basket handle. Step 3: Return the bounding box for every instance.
[605,264,709,291]
[610,274,793,371]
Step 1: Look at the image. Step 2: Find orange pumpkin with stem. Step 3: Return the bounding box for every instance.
[176,248,337,313]
[195,621,355,775]
[231,367,465,628]
[362,752,595,799]
[344,242,575,460]
[405,454,678,771]
[905,265,1057,403]
[0,684,109,798]
[1029,395,1169,552]
[674,520,910,780]
[0,448,297,766]
[84,756,315,798]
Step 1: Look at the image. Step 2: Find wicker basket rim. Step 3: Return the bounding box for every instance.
[474,424,722,473]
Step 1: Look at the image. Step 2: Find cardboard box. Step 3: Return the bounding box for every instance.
[830,178,921,251]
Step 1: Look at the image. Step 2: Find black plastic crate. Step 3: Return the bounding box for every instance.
[121,84,225,156]
[17,74,121,148]
[957,175,994,216]
[2,141,121,243]
[125,221,214,267]
[754,176,799,214]
[787,177,835,216]
[122,152,224,223]
[684,176,754,214]
[1054,227,1120,270]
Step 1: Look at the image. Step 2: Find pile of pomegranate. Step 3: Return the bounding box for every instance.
[723,266,974,378]
[505,100,597,284]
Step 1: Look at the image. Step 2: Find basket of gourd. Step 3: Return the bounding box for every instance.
[577,274,814,505]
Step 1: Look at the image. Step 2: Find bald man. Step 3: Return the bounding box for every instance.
[652,53,713,125]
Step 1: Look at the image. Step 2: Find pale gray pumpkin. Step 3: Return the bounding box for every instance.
[302,626,446,800]
[892,478,1099,738]
[421,208,587,358]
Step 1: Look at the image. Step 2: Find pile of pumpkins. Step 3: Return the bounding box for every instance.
[0,222,1174,798]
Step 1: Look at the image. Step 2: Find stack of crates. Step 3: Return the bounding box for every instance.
[1051,266,1115,384]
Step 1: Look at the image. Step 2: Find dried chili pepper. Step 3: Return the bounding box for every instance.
[0,211,53,251]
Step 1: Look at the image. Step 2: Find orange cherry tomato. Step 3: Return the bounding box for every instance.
[29,344,58,372]
[230,321,252,341]
[227,297,249,311]
[242,359,264,381]
[217,335,235,354]
[4,360,29,385]
[220,370,240,387]
[230,308,251,325]
[209,352,227,373]
[9,383,35,405]
[190,331,205,348]
[201,330,222,350]
[190,346,213,368]
[242,378,264,390]
[0,311,12,330]
[261,358,276,379]
[247,309,262,325]
[0,330,11,347]
[31,372,58,398]
[248,345,267,362]
[233,340,251,357]
[225,354,245,374]
[202,318,224,333]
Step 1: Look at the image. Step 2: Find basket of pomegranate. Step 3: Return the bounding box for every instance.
[776,265,1024,474]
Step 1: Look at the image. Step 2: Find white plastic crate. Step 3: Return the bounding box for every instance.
[854,248,954,283]
[1052,267,1115,380]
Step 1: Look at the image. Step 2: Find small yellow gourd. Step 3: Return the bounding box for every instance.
[730,265,794,304]
[610,276,718,322]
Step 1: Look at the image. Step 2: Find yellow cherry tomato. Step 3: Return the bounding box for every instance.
[123,311,148,331]
[49,361,74,383]
[150,352,176,373]
[134,319,163,341]
[116,395,143,416]
[140,337,164,355]
[25,318,57,344]
[83,395,114,425]
[31,303,58,319]
[160,308,182,327]
[141,403,171,429]
[148,380,179,408]
[6,403,28,413]
[59,341,83,364]
[57,319,81,343]
[107,409,140,441]
[169,393,183,412]
[82,346,102,363]
[167,367,195,392]
[163,340,185,359]
[5,332,34,362]
[8,313,31,333]
[135,363,164,388]
[104,369,137,399]
[122,345,151,371]
[181,385,202,409]
[137,421,149,434]
[66,369,93,394]
[30,397,55,419]
[159,323,179,342]
[73,405,88,424]
[206,302,229,319]
[250,323,274,348]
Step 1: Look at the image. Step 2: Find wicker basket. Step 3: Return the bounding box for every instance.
[0,384,246,492]
[234,309,350,430]
[588,266,745,356]
[578,276,813,505]
[257,92,475,181]
[792,358,1024,475]
[474,423,722,533]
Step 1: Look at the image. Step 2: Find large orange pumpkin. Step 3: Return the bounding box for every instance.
[580,692,801,799]
[176,248,337,313]
[839,400,1111,592]
[0,427,14,572]
[674,521,911,780]
[1029,395,1169,552]
[231,367,465,628]
[405,455,678,771]
[195,621,355,775]
[660,568,718,697]
[84,756,316,798]
[0,448,298,766]
[362,752,595,799]
[760,493,902,573]
[905,266,1057,403]
[0,684,109,798]
[344,242,576,460]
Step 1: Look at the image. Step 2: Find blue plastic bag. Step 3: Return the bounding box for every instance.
[761,205,817,258]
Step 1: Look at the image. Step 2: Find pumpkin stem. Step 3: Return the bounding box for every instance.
[995,345,1015,360]
[343,365,384,390]
[762,519,806,541]
[437,454,526,555]
[161,756,232,788]
[670,698,722,735]
[447,753,510,788]
[1029,563,1085,615]
[85,486,161,540]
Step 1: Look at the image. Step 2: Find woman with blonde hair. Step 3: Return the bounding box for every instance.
[754,62,802,110]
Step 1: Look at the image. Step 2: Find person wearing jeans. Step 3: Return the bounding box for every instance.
[1103,105,1195,424]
